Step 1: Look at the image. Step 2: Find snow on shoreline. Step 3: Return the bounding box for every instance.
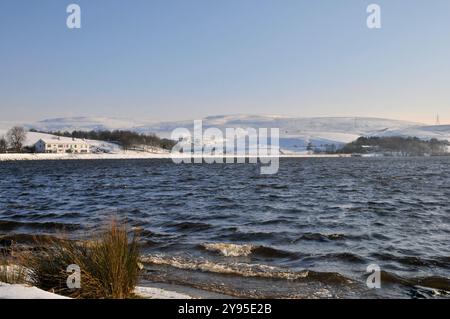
[0,152,172,162]
[0,282,70,299]
[0,153,349,162]
[0,282,193,299]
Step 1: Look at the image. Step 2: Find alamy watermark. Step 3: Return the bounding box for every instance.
[66,4,81,29]
[66,264,81,289]
[367,4,382,29]
[170,120,280,175]
[65,4,381,30]
[366,264,381,289]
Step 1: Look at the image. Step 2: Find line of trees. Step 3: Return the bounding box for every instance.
[0,126,27,153]
[30,129,176,151]
[340,136,450,156]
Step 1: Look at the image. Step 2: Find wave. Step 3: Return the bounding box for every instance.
[252,246,300,259]
[223,231,286,241]
[200,242,299,259]
[142,253,449,293]
[165,221,212,232]
[294,232,347,242]
[141,254,353,284]
[371,252,450,268]
[380,271,450,292]
[201,243,254,257]
[322,252,366,263]
[0,220,81,231]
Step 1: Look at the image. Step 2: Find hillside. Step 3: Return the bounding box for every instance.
[2,115,449,155]
[24,117,146,132]
[371,125,450,141]
[21,115,430,154]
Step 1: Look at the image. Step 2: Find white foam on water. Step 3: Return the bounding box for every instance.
[202,243,256,257]
[142,254,309,280]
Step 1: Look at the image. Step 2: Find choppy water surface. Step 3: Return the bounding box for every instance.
[0,158,449,298]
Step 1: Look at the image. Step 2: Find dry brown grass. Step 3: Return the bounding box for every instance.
[0,246,28,284]
[25,220,141,299]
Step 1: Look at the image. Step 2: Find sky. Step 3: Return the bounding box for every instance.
[1,0,450,124]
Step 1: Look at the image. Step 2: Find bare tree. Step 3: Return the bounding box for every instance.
[6,126,27,153]
[0,136,7,153]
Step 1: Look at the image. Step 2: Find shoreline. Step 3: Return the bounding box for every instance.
[0,153,350,162]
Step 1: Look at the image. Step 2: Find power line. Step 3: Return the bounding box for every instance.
[436,114,440,125]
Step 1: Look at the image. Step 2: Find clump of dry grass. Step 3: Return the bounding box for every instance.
[26,220,141,299]
[0,245,28,284]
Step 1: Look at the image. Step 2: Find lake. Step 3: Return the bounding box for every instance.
[0,157,449,298]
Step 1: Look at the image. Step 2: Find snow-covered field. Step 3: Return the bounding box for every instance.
[0,131,172,161]
[25,131,135,154]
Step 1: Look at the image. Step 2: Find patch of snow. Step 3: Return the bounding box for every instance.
[0,282,69,299]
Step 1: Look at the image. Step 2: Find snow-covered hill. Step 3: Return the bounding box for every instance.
[132,115,423,153]
[21,114,441,154]
[25,117,147,132]
[132,115,420,136]
[371,125,450,141]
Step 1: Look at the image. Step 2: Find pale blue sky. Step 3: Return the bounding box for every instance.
[1,0,449,124]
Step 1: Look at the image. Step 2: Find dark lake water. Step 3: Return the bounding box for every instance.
[0,157,449,298]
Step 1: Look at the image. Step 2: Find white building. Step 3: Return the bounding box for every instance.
[34,137,90,154]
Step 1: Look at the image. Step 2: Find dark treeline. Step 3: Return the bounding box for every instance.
[340,136,450,156]
[30,129,176,151]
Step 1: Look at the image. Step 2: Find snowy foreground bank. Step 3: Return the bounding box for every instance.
[0,282,69,299]
[0,282,192,299]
